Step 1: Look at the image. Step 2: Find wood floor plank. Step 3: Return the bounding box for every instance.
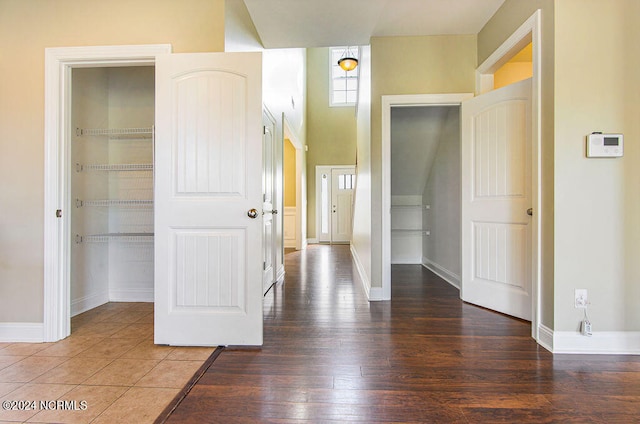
[165,245,640,423]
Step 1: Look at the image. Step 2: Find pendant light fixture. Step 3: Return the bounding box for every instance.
[338,46,358,72]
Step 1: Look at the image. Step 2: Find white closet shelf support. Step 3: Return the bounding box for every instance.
[76,233,154,244]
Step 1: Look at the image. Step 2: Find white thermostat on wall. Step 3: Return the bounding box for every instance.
[586,132,623,158]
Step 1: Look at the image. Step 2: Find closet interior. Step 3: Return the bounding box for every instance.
[390,106,461,285]
[70,66,155,317]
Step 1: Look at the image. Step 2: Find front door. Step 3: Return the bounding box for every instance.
[460,78,532,321]
[330,168,355,243]
[154,52,263,346]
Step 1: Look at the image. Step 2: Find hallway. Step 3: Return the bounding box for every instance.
[165,245,640,423]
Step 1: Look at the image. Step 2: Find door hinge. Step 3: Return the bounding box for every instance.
[55,209,62,218]
[263,125,267,135]
[263,261,266,270]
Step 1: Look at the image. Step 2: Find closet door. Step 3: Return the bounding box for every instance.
[155,52,263,346]
[460,78,532,321]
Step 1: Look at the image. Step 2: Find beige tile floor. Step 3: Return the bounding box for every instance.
[0,303,215,423]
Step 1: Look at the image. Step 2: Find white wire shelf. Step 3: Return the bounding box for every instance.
[391,229,430,235]
[76,127,153,139]
[391,205,430,209]
[77,163,153,172]
[76,233,154,243]
[76,199,153,208]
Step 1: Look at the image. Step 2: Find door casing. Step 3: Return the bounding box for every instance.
[315,165,356,243]
[43,44,172,342]
[380,10,542,343]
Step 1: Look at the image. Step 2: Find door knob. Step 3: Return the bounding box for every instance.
[247,208,258,219]
[527,208,533,216]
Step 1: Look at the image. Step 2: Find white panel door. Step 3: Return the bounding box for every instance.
[262,111,276,294]
[155,52,263,346]
[331,168,355,243]
[461,78,532,321]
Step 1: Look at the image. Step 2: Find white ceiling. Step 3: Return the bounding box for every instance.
[242,0,506,48]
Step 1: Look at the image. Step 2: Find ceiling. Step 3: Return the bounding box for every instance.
[242,0,506,48]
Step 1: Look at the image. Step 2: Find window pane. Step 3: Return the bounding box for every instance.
[338,175,345,190]
[332,66,346,79]
[333,91,346,104]
[333,79,347,91]
[346,79,358,90]
[346,91,358,104]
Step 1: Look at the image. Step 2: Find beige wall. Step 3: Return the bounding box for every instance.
[554,0,640,332]
[0,0,225,323]
[478,0,555,329]
[368,35,477,288]
[306,48,357,239]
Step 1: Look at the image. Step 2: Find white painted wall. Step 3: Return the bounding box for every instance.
[70,68,110,314]
[70,67,155,315]
[422,107,461,287]
[106,67,155,303]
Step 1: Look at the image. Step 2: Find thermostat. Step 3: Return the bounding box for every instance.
[586,132,623,158]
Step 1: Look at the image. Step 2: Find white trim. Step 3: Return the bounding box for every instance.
[476,10,540,94]
[392,259,422,265]
[306,238,318,244]
[0,323,45,343]
[422,258,460,290]
[109,288,154,303]
[350,244,383,301]
[284,206,297,248]
[553,331,640,355]
[70,291,109,317]
[43,44,171,342]
[381,93,473,302]
[476,10,543,344]
[537,324,554,352]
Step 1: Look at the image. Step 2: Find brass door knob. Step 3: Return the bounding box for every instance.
[247,208,259,219]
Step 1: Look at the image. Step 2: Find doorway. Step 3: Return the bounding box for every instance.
[43,44,170,342]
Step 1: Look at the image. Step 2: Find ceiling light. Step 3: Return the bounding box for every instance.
[338,47,358,71]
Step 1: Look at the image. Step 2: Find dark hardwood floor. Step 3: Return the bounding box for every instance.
[166,245,640,423]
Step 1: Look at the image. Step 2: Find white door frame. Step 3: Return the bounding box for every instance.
[475,10,542,341]
[43,44,172,342]
[381,10,542,341]
[283,115,305,251]
[382,94,473,301]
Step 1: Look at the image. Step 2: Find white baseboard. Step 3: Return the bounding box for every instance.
[71,291,109,317]
[306,238,318,244]
[553,330,640,354]
[422,257,460,289]
[0,322,44,342]
[392,258,422,265]
[109,288,154,303]
[350,244,381,301]
[537,324,554,352]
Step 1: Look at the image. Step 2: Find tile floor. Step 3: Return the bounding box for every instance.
[0,302,215,423]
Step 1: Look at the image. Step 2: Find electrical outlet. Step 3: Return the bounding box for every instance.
[575,289,588,308]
